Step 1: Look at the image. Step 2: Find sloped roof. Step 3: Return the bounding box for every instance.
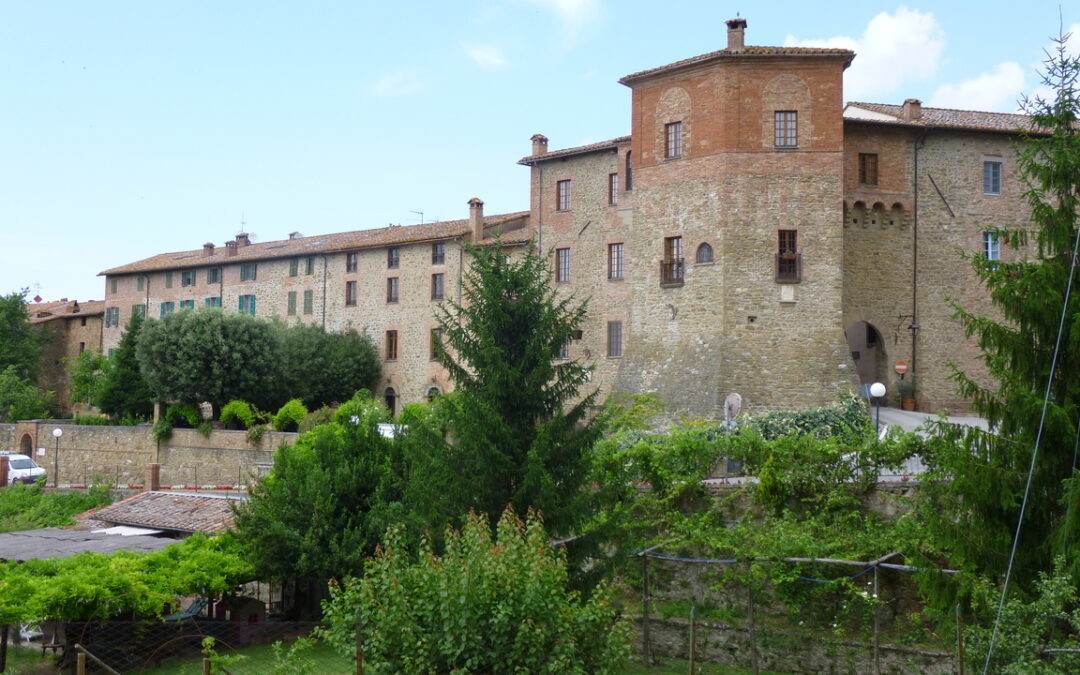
[27,299,105,324]
[844,102,1039,134]
[519,136,630,165]
[100,211,530,276]
[83,491,244,534]
[619,46,854,86]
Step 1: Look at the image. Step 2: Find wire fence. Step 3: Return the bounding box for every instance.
[42,463,267,495]
[632,548,960,674]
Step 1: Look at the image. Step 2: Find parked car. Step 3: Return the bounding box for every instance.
[3,454,46,485]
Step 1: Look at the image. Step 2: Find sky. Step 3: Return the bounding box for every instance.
[2,1,1077,303]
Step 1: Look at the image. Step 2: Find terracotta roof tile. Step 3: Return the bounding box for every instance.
[82,490,243,534]
[519,136,630,165]
[844,102,1042,134]
[100,212,529,276]
[27,299,105,324]
[619,46,854,85]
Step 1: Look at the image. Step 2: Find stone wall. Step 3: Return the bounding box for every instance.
[0,421,296,487]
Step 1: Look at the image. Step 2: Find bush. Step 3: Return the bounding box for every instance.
[0,483,111,533]
[152,403,203,441]
[272,399,308,432]
[220,400,258,430]
[298,405,334,433]
[742,391,869,440]
[73,414,113,426]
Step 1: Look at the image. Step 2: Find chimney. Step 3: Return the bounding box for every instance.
[225,240,238,257]
[236,233,251,247]
[531,134,548,156]
[901,98,922,121]
[288,231,302,240]
[202,242,215,257]
[726,17,748,51]
[72,301,80,313]
[468,198,485,241]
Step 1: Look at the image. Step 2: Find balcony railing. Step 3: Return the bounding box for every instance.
[660,258,685,286]
[775,253,802,282]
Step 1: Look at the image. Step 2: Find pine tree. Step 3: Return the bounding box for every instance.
[97,312,154,420]
[424,242,604,538]
[923,34,1080,587]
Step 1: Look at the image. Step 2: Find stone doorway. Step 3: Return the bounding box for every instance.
[846,321,888,389]
[19,433,33,455]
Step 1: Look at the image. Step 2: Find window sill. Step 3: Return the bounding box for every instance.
[660,281,685,288]
[662,155,682,162]
[774,278,801,285]
[554,209,572,214]
[774,145,799,151]
[345,303,357,307]
[607,277,624,282]
[384,359,397,363]
[694,261,715,267]
[858,183,879,189]
[386,300,399,304]
[606,355,623,359]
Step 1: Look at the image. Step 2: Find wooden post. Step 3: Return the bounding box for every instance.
[956,604,965,675]
[642,554,652,664]
[77,651,86,675]
[689,605,696,675]
[202,657,211,675]
[0,455,9,487]
[1,623,8,673]
[355,622,363,675]
[747,562,759,675]
[873,565,881,675]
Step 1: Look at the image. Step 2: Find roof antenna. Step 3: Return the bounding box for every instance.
[239,211,247,234]
[410,210,425,225]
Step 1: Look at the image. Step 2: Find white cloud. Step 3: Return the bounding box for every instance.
[464,43,509,70]
[785,7,944,102]
[368,67,426,98]
[525,0,599,43]
[928,62,1025,112]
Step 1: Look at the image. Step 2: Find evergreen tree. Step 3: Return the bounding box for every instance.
[0,289,46,381]
[97,312,154,420]
[922,35,1080,587]
[422,242,604,539]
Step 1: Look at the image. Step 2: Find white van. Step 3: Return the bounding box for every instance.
[3,454,46,485]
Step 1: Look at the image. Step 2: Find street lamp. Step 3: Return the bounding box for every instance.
[869,382,886,437]
[51,428,63,488]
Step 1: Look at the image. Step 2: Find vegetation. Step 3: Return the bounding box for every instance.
[65,348,108,410]
[272,398,308,432]
[0,289,46,381]
[97,311,154,420]
[320,509,631,675]
[0,365,53,422]
[0,482,110,533]
[278,324,381,409]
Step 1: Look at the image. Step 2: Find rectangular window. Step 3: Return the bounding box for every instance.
[859,153,879,186]
[287,291,297,315]
[109,278,117,294]
[665,121,683,158]
[387,277,399,303]
[345,281,357,306]
[775,111,797,148]
[240,263,257,281]
[608,243,624,280]
[136,276,145,291]
[387,247,400,269]
[432,242,445,265]
[776,229,801,282]
[984,160,1002,194]
[205,296,221,308]
[289,258,299,277]
[305,257,315,275]
[79,341,85,354]
[181,270,196,287]
[430,328,442,361]
[346,253,358,273]
[556,179,572,211]
[238,294,256,315]
[661,236,684,285]
[609,173,619,205]
[607,321,623,358]
[159,301,175,318]
[164,272,173,289]
[385,330,398,361]
[983,231,1001,261]
[179,299,195,310]
[555,248,571,283]
[303,290,313,315]
[207,267,221,284]
[431,273,445,300]
[558,339,570,360]
[131,304,145,319]
[104,307,119,327]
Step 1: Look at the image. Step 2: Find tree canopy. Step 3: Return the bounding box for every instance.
[0,289,46,381]
[96,312,154,419]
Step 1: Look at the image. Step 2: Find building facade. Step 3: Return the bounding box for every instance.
[28,299,105,415]
[100,19,1032,417]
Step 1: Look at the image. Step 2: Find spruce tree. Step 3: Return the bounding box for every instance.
[97,312,154,420]
[923,34,1080,587]
[425,242,603,538]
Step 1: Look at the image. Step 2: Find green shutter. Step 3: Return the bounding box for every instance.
[303,290,313,314]
[165,272,173,288]
[287,291,297,315]
[305,257,314,275]
[160,302,166,318]
[289,259,298,276]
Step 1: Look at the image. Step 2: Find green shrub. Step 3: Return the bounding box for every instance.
[220,400,257,429]
[742,391,869,440]
[298,405,334,433]
[73,414,113,426]
[272,399,308,432]
[0,483,111,533]
[151,403,202,441]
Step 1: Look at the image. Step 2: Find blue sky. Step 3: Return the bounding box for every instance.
[2,1,1076,303]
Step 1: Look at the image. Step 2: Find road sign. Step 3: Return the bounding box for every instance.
[894,361,909,374]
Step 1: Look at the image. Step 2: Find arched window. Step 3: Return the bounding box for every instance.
[384,387,397,417]
[695,242,714,263]
[426,386,440,403]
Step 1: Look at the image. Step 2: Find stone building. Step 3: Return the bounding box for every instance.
[99,18,1034,416]
[27,299,105,415]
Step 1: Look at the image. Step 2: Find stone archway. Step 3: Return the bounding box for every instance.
[845,321,888,389]
[19,433,32,455]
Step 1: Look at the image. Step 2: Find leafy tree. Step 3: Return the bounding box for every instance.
[921,34,1080,587]
[64,348,107,409]
[0,365,53,422]
[420,243,604,539]
[96,312,153,420]
[279,324,380,408]
[0,289,46,380]
[137,309,281,410]
[232,392,404,614]
[319,509,631,675]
